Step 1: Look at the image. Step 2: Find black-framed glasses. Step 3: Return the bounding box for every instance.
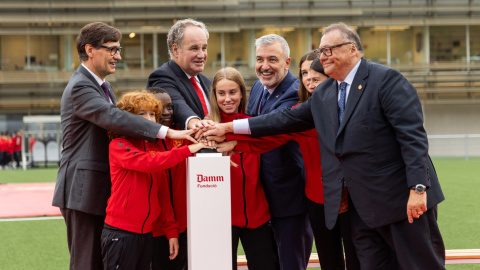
[314,42,355,58]
[100,45,122,56]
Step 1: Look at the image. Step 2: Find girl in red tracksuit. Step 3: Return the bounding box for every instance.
[102,90,210,270]
[208,67,276,270]
[147,87,190,270]
[220,56,361,270]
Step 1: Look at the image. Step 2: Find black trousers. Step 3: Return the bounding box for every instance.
[350,198,446,270]
[60,208,104,270]
[232,221,277,270]
[307,199,360,270]
[152,230,188,270]
[101,224,153,270]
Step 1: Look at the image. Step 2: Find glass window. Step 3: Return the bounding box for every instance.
[430,26,466,63]
[0,35,62,71]
[358,27,388,64]
[470,26,480,62]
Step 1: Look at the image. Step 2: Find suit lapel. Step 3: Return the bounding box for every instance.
[261,70,294,114]
[337,59,368,136]
[323,80,340,133]
[170,60,205,117]
[78,65,111,102]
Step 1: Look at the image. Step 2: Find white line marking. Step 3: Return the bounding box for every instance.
[0,216,63,222]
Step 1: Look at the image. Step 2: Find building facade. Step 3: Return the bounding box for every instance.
[0,0,479,144]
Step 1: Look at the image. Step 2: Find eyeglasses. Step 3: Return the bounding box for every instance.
[100,45,122,56]
[314,42,355,58]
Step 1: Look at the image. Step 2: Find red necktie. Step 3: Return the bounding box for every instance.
[189,77,208,116]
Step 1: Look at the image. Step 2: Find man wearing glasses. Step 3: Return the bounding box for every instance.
[206,22,446,269]
[53,22,196,270]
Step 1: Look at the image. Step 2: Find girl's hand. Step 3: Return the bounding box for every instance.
[169,238,179,260]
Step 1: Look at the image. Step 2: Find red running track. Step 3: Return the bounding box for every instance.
[0,183,61,218]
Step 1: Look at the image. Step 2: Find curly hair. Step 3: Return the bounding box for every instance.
[108,90,162,140]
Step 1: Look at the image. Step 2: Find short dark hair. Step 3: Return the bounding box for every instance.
[146,86,168,95]
[76,22,122,62]
[310,58,326,76]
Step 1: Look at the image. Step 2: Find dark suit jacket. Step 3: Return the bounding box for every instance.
[248,59,444,228]
[247,70,307,218]
[52,65,162,216]
[147,60,212,129]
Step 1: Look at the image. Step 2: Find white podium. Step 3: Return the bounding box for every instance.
[187,153,232,270]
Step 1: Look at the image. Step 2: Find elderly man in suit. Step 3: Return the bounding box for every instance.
[242,34,313,270]
[206,23,446,270]
[52,22,195,270]
[148,18,213,130]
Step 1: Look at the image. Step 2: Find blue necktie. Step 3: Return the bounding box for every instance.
[338,82,347,123]
[259,89,270,113]
[101,82,110,103]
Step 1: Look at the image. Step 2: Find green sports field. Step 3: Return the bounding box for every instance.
[1,158,479,269]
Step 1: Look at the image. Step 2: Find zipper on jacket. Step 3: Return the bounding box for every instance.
[240,153,248,228]
[141,141,153,234]
[161,140,177,220]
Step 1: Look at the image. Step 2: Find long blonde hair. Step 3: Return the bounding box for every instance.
[208,67,247,123]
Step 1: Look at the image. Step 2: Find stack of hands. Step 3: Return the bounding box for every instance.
[166,119,237,153]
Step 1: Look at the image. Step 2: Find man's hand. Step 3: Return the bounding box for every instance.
[166,129,197,144]
[203,122,234,138]
[407,190,427,223]
[187,118,216,130]
[188,119,216,140]
[206,135,226,143]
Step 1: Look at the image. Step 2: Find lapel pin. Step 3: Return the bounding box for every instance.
[358,85,362,90]
[275,95,279,98]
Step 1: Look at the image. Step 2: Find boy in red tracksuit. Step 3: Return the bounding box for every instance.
[208,68,277,270]
[147,87,190,270]
[102,90,211,270]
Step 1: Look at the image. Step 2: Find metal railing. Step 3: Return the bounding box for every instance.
[428,134,480,160]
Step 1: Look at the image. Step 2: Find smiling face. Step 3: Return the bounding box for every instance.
[300,59,313,91]
[215,78,243,115]
[155,93,174,127]
[319,30,358,82]
[172,25,208,77]
[87,41,122,80]
[255,42,291,89]
[306,69,329,93]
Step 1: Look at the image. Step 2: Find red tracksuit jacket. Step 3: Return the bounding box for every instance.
[223,112,271,229]
[152,135,189,237]
[105,137,191,237]
[227,118,324,204]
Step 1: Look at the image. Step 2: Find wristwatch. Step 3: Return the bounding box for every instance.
[411,184,427,195]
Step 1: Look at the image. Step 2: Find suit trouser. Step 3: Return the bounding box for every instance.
[349,199,446,270]
[306,199,360,270]
[271,213,314,270]
[152,230,188,270]
[101,224,153,270]
[232,221,277,270]
[60,208,104,270]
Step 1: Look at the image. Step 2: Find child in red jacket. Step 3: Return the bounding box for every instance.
[101,90,211,270]
[147,87,190,270]
[208,68,276,270]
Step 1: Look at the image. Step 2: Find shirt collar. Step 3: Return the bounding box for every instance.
[81,63,105,86]
[337,58,361,86]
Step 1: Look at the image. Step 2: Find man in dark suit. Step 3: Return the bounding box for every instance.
[206,23,446,269]
[243,34,313,270]
[148,18,212,130]
[52,22,195,270]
